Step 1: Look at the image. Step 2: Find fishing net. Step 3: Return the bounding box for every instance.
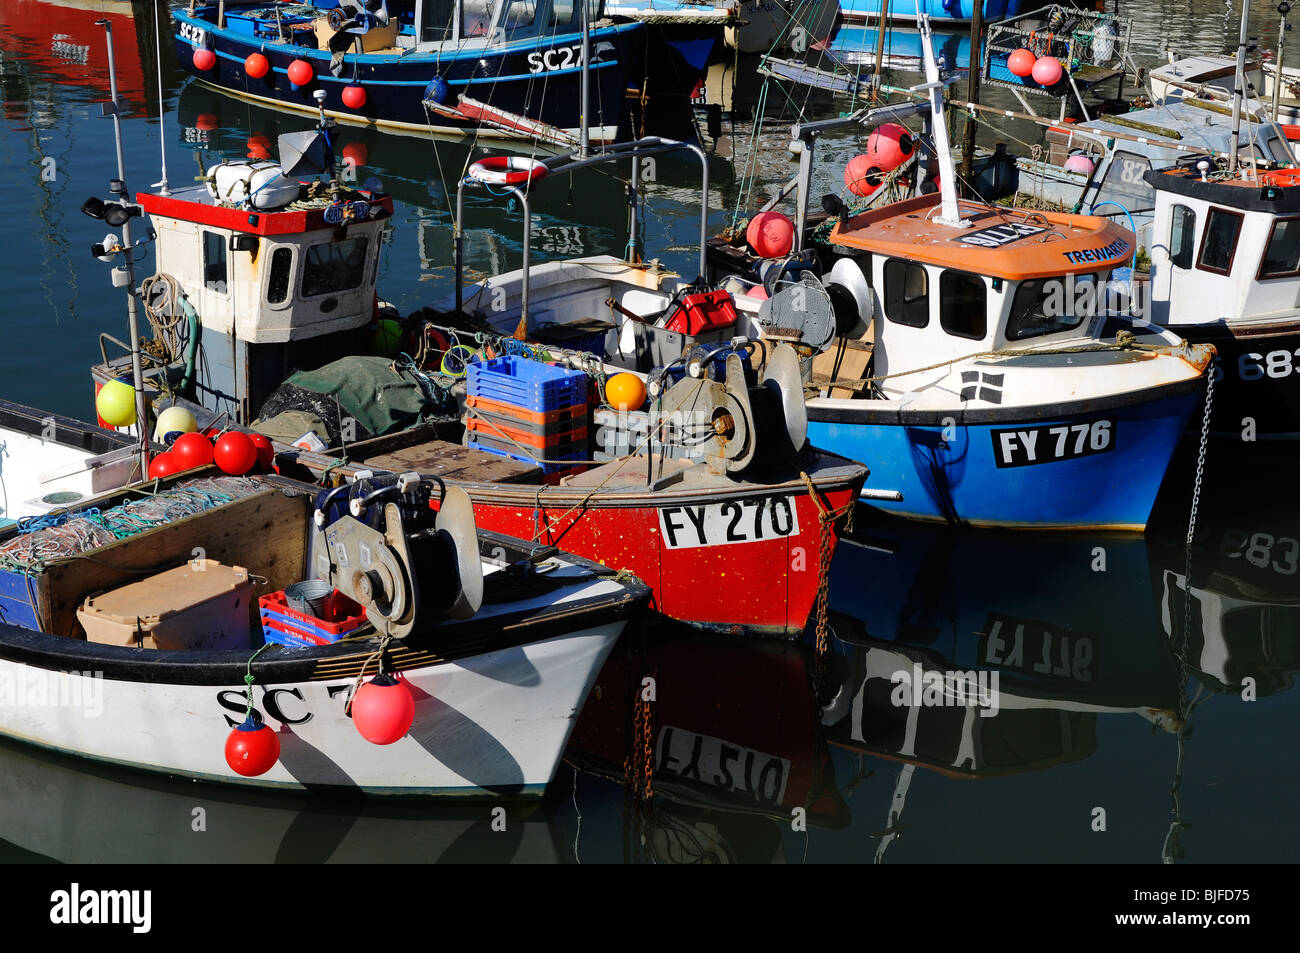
[254,356,455,447]
[0,476,270,576]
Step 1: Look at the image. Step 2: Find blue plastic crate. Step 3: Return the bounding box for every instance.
[467,356,587,413]
[262,626,319,648]
[467,437,585,475]
[259,606,361,644]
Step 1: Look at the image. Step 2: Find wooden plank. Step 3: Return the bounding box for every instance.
[812,337,874,399]
[41,489,311,639]
[365,439,542,484]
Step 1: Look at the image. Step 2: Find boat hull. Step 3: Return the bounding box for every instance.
[807,381,1204,531]
[172,9,642,140]
[1178,321,1300,442]
[0,620,624,796]
[439,461,865,637]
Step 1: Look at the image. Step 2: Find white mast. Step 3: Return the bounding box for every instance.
[916,11,969,228]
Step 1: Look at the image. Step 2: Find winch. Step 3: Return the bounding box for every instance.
[309,472,483,638]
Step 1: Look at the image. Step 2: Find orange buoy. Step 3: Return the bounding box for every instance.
[864,123,914,171]
[245,52,270,79]
[193,47,216,71]
[1031,56,1064,86]
[342,84,367,109]
[844,154,884,197]
[1008,48,1036,77]
[605,372,647,411]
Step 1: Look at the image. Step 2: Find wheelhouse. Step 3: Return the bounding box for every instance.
[1145,167,1300,327]
[827,196,1136,395]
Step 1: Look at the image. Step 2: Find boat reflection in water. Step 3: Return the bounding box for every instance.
[1149,449,1300,702]
[173,81,729,307]
[564,626,849,863]
[0,738,561,863]
[820,515,1187,861]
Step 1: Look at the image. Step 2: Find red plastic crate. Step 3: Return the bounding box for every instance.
[663,290,738,335]
[258,588,367,639]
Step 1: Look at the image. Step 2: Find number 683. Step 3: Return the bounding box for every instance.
[1238,348,1300,381]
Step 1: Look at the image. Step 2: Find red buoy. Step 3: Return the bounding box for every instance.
[351,673,415,745]
[1008,48,1036,78]
[1031,56,1064,87]
[287,59,314,87]
[249,433,274,471]
[341,84,367,109]
[744,211,795,259]
[224,714,280,777]
[171,432,214,470]
[244,52,270,79]
[247,135,272,160]
[342,142,368,168]
[214,432,258,475]
[844,154,884,197]
[864,122,914,171]
[148,452,179,480]
[193,47,217,72]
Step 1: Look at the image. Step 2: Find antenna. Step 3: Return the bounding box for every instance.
[95,18,150,479]
[151,1,170,195]
[579,0,591,158]
[1228,0,1250,174]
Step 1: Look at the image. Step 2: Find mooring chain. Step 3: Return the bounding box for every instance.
[1177,368,1216,724]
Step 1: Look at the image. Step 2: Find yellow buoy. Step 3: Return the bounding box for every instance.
[605,372,647,412]
[96,379,137,428]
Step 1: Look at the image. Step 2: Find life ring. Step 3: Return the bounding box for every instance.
[467,156,548,187]
[1260,167,1300,187]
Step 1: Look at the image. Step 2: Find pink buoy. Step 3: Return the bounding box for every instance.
[864,122,914,171]
[342,85,367,109]
[745,210,795,258]
[1008,48,1036,78]
[244,52,270,79]
[351,673,415,745]
[1063,153,1096,175]
[844,154,884,197]
[193,47,217,71]
[1031,56,1065,87]
[287,59,314,87]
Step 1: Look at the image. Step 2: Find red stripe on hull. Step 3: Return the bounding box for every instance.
[468,487,856,636]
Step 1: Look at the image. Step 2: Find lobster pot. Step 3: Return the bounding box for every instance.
[465,357,589,478]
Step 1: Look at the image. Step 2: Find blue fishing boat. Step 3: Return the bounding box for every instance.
[714,17,1216,531]
[172,0,703,143]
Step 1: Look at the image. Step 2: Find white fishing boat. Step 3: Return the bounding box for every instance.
[0,406,648,796]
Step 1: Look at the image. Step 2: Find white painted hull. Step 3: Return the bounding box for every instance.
[0,623,623,796]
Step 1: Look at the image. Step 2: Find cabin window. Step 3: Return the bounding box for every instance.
[267,247,293,304]
[1258,217,1300,279]
[1005,275,1094,341]
[1196,208,1242,275]
[548,0,598,27]
[1169,204,1196,270]
[498,0,537,30]
[203,231,227,294]
[419,0,457,41]
[939,270,987,340]
[461,0,496,36]
[884,259,929,328]
[301,237,369,297]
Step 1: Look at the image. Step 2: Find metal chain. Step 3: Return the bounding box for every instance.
[1177,367,1215,733]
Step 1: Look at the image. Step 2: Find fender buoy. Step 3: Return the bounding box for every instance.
[467,155,548,187]
[193,47,217,71]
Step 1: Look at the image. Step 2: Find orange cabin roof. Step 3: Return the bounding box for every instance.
[828,195,1136,281]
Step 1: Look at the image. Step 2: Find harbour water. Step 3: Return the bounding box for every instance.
[0,0,1296,863]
